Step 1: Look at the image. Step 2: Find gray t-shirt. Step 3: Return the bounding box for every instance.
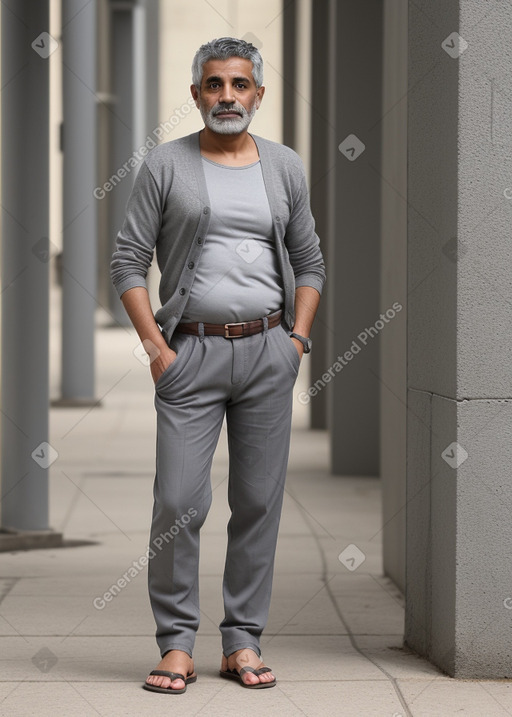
[180,157,284,323]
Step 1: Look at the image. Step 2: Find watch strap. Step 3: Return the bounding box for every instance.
[290,332,312,353]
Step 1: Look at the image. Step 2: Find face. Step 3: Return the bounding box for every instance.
[191,57,265,135]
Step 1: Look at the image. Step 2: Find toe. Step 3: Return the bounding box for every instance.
[169,677,185,690]
[241,671,259,686]
[146,674,185,690]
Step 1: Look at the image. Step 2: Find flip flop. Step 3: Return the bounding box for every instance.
[219,665,276,689]
[143,669,197,694]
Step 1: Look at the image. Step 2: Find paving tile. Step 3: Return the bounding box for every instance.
[0,593,154,637]
[260,635,387,682]
[266,573,348,635]
[0,635,222,683]
[328,574,405,636]
[277,681,404,717]
[354,634,447,679]
[397,679,512,716]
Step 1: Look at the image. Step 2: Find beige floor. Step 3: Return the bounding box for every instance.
[1,305,512,716]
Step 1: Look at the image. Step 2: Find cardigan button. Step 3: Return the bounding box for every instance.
[197,237,203,244]
[203,207,209,214]
[275,215,281,222]
[188,261,194,270]
[179,287,186,296]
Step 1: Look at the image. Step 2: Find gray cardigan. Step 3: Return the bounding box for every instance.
[110,130,326,340]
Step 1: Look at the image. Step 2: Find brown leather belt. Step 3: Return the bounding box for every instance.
[175,310,282,339]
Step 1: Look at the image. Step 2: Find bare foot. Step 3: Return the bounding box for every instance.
[221,648,275,686]
[145,649,195,691]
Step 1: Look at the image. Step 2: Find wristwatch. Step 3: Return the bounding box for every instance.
[289,332,312,353]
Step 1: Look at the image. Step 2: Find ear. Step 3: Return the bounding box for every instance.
[255,85,265,109]
[190,84,200,109]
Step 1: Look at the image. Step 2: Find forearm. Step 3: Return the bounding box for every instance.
[121,287,176,381]
[121,287,167,350]
[292,285,321,337]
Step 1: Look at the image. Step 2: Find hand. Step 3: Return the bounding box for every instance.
[149,345,177,384]
[290,336,304,360]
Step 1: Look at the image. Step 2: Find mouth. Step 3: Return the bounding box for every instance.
[215,111,242,118]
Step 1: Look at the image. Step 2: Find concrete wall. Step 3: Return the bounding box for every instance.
[406,0,512,677]
[380,0,408,591]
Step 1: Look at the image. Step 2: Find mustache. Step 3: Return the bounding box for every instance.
[212,104,246,117]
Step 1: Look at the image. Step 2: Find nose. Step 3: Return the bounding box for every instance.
[219,83,235,105]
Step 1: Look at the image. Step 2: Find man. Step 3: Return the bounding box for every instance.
[110,37,325,693]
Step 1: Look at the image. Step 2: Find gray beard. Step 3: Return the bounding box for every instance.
[200,102,257,135]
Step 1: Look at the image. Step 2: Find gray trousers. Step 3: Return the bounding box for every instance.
[148,320,300,659]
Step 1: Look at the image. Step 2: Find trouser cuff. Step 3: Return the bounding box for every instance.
[223,642,262,659]
[159,642,194,659]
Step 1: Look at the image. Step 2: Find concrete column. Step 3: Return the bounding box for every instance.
[294,0,311,175]
[308,0,335,430]
[96,0,116,317]
[106,2,135,326]
[1,0,51,530]
[59,0,98,403]
[329,0,383,476]
[104,0,159,326]
[406,0,512,677]
[380,0,408,591]
[282,0,297,150]
[143,0,160,139]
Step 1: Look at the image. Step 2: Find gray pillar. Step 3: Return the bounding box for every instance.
[329,0,383,476]
[144,0,160,138]
[106,2,134,326]
[96,0,116,318]
[104,0,159,327]
[1,0,51,530]
[59,0,98,403]
[380,0,408,591]
[308,0,334,430]
[406,0,512,677]
[282,0,297,150]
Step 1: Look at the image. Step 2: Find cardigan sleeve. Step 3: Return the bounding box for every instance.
[110,161,163,298]
[284,163,326,295]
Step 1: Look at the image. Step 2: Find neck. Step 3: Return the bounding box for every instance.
[199,127,253,156]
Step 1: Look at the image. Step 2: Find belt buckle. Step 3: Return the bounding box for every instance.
[224,321,246,338]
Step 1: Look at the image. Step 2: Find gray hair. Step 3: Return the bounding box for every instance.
[191,37,263,89]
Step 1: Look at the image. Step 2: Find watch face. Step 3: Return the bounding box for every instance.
[292,333,312,352]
